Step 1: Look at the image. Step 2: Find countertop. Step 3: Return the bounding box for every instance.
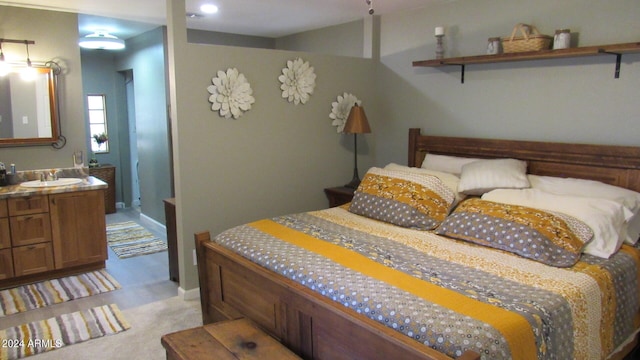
[0,176,107,199]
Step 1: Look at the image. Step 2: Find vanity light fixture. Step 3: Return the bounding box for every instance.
[0,38,36,78]
[78,31,125,50]
[20,40,37,80]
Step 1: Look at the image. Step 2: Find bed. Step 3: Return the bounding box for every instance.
[195,128,640,360]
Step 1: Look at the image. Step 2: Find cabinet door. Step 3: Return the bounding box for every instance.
[9,214,52,246]
[13,243,54,277]
[0,199,7,218]
[0,248,14,279]
[0,218,10,249]
[50,190,107,269]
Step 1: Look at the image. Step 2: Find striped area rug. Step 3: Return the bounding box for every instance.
[0,304,130,359]
[106,221,167,259]
[0,270,121,317]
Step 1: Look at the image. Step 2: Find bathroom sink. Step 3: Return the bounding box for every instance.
[20,178,84,188]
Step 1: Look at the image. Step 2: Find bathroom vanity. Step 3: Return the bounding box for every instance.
[0,175,108,288]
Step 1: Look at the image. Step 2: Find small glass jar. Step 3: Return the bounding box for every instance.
[553,29,571,49]
[487,37,502,55]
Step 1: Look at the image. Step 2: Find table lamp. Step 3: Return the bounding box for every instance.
[343,104,371,189]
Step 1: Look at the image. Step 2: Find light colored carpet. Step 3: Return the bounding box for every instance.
[106,221,168,259]
[26,296,202,360]
[0,270,121,317]
[0,304,130,360]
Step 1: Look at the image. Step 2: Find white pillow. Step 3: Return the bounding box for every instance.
[482,188,634,259]
[384,163,466,205]
[528,175,640,244]
[420,154,481,176]
[457,158,530,196]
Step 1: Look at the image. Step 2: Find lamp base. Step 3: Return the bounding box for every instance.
[344,167,361,189]
[344,178,361,189]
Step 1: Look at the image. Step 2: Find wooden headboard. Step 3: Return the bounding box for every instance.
[408,128,640,193]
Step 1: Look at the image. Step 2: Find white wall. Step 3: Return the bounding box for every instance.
[375,0,640,166]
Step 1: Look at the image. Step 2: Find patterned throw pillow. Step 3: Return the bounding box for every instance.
[349,167,456,230]
[435,198,593,267]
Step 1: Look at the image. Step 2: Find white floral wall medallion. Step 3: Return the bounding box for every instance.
[207,68,255,119]
[329,92,361,133]
[279,58,316,105]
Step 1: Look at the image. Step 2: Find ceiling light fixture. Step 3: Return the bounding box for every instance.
[200,4,219,14]
[78,31,125,50]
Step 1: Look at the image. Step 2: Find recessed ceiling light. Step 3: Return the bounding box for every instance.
[200,4,218,14]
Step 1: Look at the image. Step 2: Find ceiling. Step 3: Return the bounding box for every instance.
[0,0,446,39]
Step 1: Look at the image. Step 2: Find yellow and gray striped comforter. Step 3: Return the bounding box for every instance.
[213,206,640,360]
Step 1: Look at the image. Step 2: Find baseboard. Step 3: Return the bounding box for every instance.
[139,213,166,235]
[178,286,200,301]
[116,202,125,209]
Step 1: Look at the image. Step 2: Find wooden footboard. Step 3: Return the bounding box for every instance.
[195,232,480,360]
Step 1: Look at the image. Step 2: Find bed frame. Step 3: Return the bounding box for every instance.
[195,128,640,360]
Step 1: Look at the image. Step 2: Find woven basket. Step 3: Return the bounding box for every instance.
[502,23,552,53]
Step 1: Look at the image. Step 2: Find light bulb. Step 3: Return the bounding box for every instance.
[20,66,37,81]
[0,61,10,76]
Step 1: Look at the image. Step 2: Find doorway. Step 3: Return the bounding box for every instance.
[121,70,141,210]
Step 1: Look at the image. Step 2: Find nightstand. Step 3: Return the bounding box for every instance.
[324,186,355,207]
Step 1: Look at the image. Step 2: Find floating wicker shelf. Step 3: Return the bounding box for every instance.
[412,41,640,83]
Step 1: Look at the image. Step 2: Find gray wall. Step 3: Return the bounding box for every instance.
[188,28,275,49]
[0,78,12,137]
[81,50,124,201]
[81,27,171,224]
[167,0,377,291]
[374,0,640,166]
[276,20,364,57]
[0,6,86,170]
[115,27,171,224]
[9,74,37,138]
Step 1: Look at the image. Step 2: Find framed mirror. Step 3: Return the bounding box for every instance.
[0,63,61,146]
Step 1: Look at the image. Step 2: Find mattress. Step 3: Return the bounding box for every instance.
[213,206,640,360]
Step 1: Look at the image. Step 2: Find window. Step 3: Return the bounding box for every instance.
[88,94,109,153]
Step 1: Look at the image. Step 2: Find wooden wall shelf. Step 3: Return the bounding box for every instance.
[412,41,640,83]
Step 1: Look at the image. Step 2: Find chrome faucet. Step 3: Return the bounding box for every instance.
[40,170,58,182]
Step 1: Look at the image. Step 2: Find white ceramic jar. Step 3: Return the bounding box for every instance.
[487,37,502,55]
[553,29,571,49]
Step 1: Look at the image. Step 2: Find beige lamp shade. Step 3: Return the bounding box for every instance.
[343,105,371,134]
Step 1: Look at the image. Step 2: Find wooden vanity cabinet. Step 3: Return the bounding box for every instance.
[0,199,10,249]
[0,249,13,279]
[0,199,13,279]
[0,188,107,287]
[49,190,107,269]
